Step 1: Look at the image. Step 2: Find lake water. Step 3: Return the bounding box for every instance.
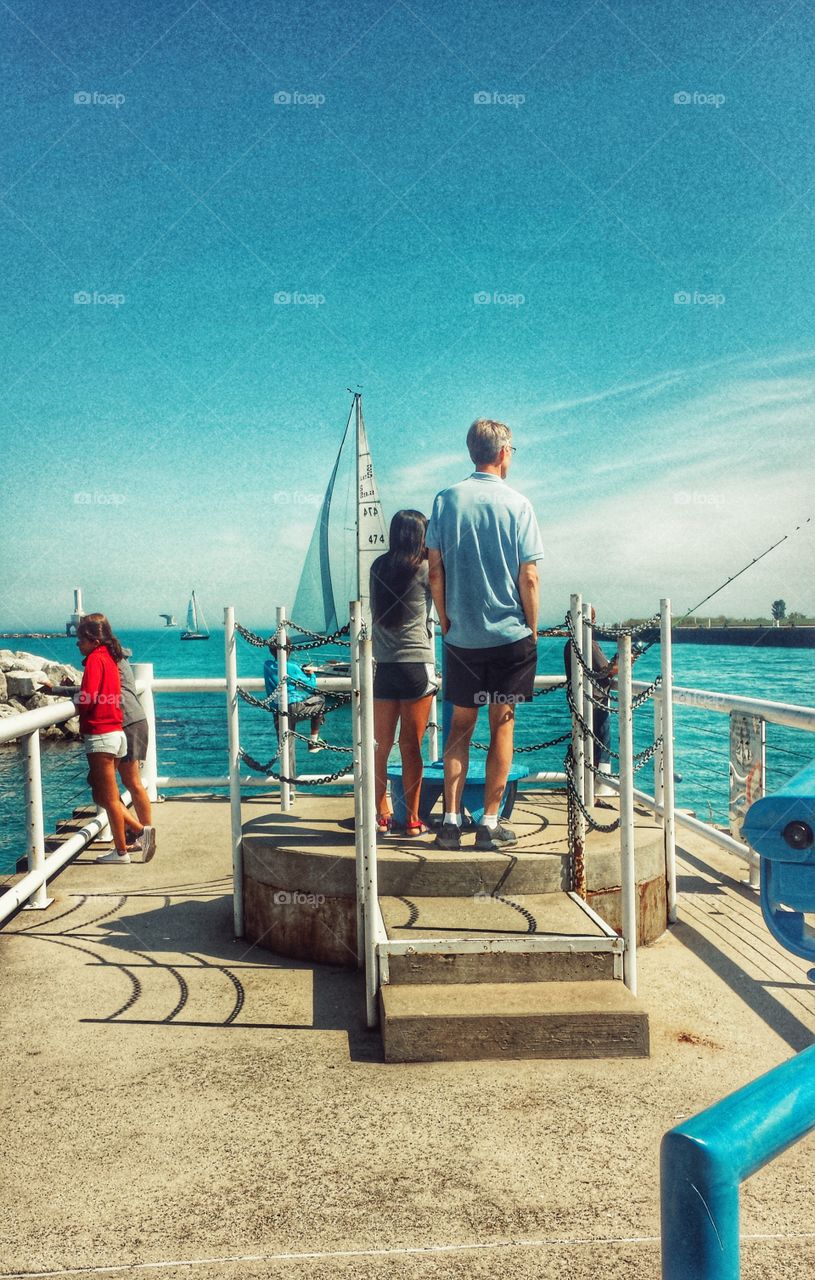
[1,627,814,874]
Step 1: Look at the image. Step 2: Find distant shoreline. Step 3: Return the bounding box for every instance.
[639,626,815,649]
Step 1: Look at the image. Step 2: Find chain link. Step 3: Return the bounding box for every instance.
[235,619,351,653]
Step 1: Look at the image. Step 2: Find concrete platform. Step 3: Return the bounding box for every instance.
[3,794,815,1279]
[242,790,668,967]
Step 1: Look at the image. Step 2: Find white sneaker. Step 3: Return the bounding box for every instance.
[140,826,157,862]
[96,849,131,864]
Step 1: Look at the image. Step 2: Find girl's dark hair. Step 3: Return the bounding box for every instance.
[371,509,428,630]
[76,612,125,662]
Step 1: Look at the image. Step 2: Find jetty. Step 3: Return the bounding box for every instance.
[3,794,815,1279]
[3,592,815,1278]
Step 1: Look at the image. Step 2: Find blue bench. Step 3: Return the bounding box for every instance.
[387,758,528,827]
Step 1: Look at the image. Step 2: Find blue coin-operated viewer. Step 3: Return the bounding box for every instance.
[742,757,815,976]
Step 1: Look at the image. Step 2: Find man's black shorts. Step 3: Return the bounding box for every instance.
[444,635,537,708]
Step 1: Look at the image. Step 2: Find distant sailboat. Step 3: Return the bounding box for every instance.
[293,393,387,634]
[180,590,209,640]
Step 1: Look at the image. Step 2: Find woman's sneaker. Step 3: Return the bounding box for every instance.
[96,849,131,864]
[474,822,517,850]
[140,827,157,862]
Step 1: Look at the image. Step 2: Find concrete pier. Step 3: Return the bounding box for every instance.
[2,793,815,1279]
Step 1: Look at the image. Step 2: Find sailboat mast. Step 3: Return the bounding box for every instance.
[354,392,362,607]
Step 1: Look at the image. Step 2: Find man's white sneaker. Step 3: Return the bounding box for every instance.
[96,849,131,864]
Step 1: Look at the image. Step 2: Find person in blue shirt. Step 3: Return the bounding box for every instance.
[426,418,544,851]
[263,656,326,756]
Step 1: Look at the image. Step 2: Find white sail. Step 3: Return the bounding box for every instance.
[292,395,387,635]
[186,592,198,632]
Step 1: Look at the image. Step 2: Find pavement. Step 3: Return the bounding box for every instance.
[2,792,815,1280]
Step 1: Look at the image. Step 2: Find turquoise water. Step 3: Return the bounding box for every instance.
[1,628,814,874]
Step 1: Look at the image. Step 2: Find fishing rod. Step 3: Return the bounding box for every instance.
[677,515,812,625]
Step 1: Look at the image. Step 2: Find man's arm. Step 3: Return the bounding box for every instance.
[427,548,449,635]
[518,561,539,635]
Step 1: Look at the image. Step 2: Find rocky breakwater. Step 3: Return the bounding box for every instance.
[0,650,82,744]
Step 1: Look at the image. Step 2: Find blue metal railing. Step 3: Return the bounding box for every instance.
[660,1042,815,1278]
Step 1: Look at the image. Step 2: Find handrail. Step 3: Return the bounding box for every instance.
[634,680,815,733]
[661,1042,815,1279]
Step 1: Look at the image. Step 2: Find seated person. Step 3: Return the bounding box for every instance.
[263,656,325,753]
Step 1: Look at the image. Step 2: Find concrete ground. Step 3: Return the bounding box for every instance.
[2,792,815,1280]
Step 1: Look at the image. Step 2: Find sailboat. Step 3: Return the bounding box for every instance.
[180,590,209,640]
[292,393,387,634]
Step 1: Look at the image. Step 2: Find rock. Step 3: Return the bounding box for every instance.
[8,697,28,714]
[0,703,19,720]
[25,692,69,711]
[13,652,49,670]
[0,650,17,671]
[0,671,6,701]
[42,661,81,687]
[6,670,49,698]
[61,716,81,738]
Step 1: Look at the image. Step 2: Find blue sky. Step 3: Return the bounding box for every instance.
[1,0,813,629]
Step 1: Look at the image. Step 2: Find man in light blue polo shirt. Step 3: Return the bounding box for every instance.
[426,418,544,850]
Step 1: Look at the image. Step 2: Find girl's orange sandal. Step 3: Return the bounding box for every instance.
[404,819,429,837]
[376,813,393,835]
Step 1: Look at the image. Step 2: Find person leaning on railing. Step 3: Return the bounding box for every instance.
[44,613,156,865]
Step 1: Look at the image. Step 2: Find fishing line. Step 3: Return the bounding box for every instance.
[677,516,812,623]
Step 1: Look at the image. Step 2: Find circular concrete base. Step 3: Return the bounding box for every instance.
[242,792,669,967]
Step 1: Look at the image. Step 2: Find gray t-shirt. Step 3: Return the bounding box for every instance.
[118,658,147,727]
[372,562,435,663]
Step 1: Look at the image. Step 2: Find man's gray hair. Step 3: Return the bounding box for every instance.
[466,418,512,467]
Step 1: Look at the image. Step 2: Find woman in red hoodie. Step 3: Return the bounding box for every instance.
[76,614,155,865]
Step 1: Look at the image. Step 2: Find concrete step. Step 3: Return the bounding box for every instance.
[380,891,618,984]
[380,979,649,1062]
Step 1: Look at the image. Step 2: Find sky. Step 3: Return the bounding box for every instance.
[1,0,813,630]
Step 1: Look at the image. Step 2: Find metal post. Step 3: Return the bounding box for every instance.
[569,593,586,880]
[23,730,51,909]
[132,662,158,802]
[618,634,637,994]
[582,603,595,809]
[360,630,380,1028]
[276,605,292,812]
[224,607,244,938]
[660,598,678,923]
[427,614,439,763]
[654,694,664,815]
[748,721,764,891]
[350,600,365,967]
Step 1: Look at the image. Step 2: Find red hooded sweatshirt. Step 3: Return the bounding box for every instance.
[78,645,123,735]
